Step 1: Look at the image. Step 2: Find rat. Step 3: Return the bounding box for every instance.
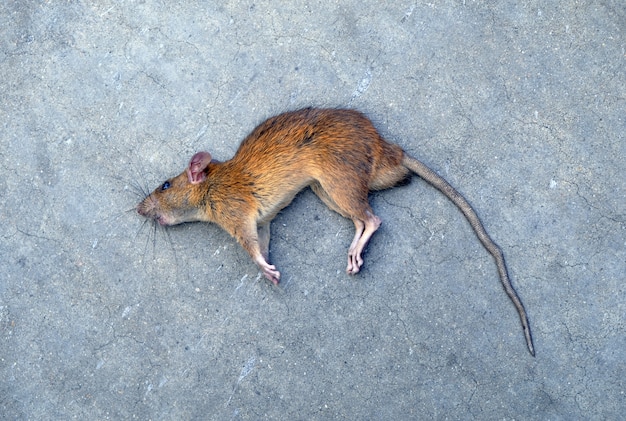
[137,107,535,356]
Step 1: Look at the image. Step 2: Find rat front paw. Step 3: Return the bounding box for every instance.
[260,263,280,285]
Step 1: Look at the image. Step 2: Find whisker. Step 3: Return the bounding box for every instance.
[163,227,180,277]
[129,178,149,198]
[134,217,150,240]
[141,220,154,265]
[151,219,159,260]
[164,227,175,256]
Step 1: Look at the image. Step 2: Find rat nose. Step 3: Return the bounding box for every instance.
[136,198,151,217]
[136,203,146,216]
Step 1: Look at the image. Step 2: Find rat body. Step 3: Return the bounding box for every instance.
[137,107,535,355]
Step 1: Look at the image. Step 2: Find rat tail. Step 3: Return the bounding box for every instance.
[402,154,535,356]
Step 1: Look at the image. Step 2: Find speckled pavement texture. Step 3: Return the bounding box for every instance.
[1,1,624,419]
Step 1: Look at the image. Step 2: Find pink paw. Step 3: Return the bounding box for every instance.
[263,264,281,285]
[346,253,363,275]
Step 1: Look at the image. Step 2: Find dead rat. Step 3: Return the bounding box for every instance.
[137,107,535,356]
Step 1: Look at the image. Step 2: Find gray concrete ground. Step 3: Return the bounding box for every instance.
[1,1,624,419]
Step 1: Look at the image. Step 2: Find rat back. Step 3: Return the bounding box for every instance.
[227,108,410,222]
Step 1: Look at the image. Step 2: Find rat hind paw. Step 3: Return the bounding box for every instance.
[346,251,363,275]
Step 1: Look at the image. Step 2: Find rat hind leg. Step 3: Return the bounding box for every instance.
[346,210,381,274]
[311,180,381,274]
[311,182,346,216]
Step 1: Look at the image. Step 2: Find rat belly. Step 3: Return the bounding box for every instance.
[254,178,313,224]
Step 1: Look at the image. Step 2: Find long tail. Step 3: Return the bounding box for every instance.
[403,154,535,356]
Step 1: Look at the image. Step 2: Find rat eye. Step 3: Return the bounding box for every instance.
[161,181,171,191]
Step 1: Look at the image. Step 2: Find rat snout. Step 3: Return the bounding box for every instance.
[136,203,145,216]
[136,196,172,226]
[136,196,156,218]
[136,200,148,217]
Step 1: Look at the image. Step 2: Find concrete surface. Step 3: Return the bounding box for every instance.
[1,1,624,419]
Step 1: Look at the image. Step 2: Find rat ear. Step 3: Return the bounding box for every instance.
[187,152,212,184]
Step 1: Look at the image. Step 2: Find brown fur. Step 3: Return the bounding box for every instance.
[137,107,535,355]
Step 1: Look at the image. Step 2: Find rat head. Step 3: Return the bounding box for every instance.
[137,152,213,226]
